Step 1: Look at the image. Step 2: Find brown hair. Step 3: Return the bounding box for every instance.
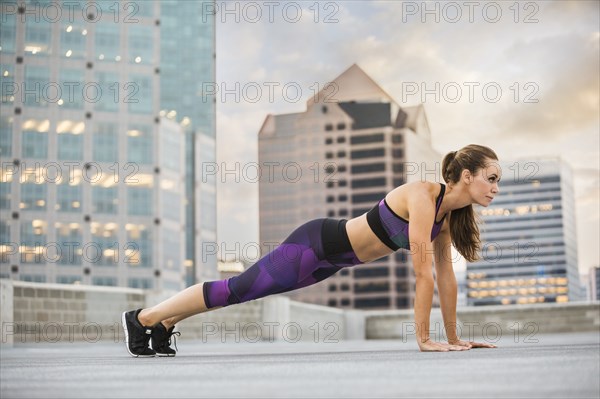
[441,144,498,262]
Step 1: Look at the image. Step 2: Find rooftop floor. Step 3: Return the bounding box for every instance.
[1,332,599,398]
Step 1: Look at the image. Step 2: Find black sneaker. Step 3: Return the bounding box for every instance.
[151,322,181,357]
[121,309,156,358]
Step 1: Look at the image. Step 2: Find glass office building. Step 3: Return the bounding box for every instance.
[0,0,216,290]
[467,158,584,305]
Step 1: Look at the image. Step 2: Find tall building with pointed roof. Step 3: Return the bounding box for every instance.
[258,64,441,310]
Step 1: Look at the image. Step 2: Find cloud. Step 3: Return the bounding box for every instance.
[494,32,599,139]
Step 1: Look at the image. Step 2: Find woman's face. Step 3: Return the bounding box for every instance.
[468,159,501,207]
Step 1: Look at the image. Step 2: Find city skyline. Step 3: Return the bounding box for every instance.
[214,1,599,276]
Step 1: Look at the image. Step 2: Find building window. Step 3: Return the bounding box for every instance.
[90,223,119,266]
[1,65,15,107]
[0,116,12,156]
[57,119,84,160]
[337,151,346,158]
[354,297,390,308]
[352,177,387,189]
[352,163,386,174]
[92,187,118,214]
[20,183,47,211]
[127,124,153,165]
[95,71,119,112]
[337,136,346,143]
[1,14,16,53]
[336,123,346,130]
[351,148,385,159]
[60,21,86,59]
[92,277,117,286]
[25,19,51,57]
[325,123,333,131]
[128,278,153,289]
[128,187,153,216]
[396,281,409,293]
[128,26,154,65]
[128,74,153,114]
[56,222,83,265]
[93,122,118,163]
[326,152,334,159]
[350,133,385,145]
[20,220,47,264]
[354,281,390,293]
[341,298,351,306]
[395,267,408,277]
[352,192,386,204]
[338,194,348,202]
[59,69,85,109]
[22,119,49,158]
[21,275,47,283]
[57,184,82,213]
[354,267,389,278]
[338,165,347,173]
[339,209,348,217]
[127,225,152,268]
[326,195,335,203]
[0,182,10,210]
[396,297,409,308]
[325,138,333,145]
[392,134,403,143]
[57,275,81,284]
[24,66,50,107]
[328,284,337,292]
[328,299,337,307]
[95,23,120,62]
[392,149,404,158]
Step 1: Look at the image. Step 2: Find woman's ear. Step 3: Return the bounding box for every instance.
[461,169,473,185]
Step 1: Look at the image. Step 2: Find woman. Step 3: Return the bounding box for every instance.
[122,144,500,356]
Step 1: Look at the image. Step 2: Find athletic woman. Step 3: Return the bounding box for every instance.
[122,144,500,356]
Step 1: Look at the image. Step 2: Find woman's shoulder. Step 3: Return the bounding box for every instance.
[392,181,440,197]
[385,181,440,215]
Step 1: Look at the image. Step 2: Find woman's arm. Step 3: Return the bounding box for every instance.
[408,185,468,352]
[406,188,436,348]
[434,221,498,350]
[433,225,459,343]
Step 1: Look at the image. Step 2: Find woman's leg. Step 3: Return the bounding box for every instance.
[137,218,338,327]
[137,283,211,327]
[137,218,362,328]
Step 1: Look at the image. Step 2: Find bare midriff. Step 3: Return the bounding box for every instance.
[345,214,394,263]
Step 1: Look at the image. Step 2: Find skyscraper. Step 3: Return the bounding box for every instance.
[258,64,441,310]
[588,266,600,301]
[467,158,584,305]
[0,1,216,290]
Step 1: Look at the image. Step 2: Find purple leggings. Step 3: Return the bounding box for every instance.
[203,218,363,309]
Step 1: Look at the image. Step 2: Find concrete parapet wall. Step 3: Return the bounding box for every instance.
[1,279,597,347]
[366,302,600,340]
[175,296,361,343]
[1,280,145,345]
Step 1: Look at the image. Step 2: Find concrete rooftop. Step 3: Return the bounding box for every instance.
[1,332,599,398]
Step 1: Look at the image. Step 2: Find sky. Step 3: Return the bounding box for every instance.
[213,0,599,277]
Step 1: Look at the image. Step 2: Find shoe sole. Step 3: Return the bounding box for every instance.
[155,352,176,357]
[121,311,155,358]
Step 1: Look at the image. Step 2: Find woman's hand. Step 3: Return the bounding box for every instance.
[448,339,497,349]
[418,338,471,352]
